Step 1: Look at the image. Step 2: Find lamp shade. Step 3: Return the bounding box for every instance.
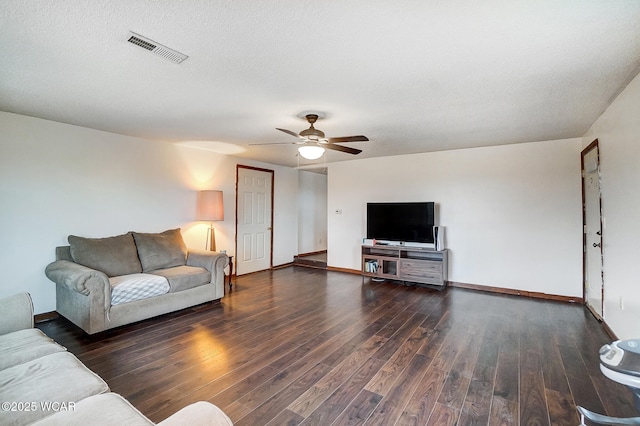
[196,190,224,221]
[298,145,325,160]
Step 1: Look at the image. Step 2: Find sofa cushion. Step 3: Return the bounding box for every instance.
[0,352,109,425]
[132,229,188,272]
[0,292,34,335]
[0,328,66,370]
[68,233,142,277]
[31,393,154,426]
[158,401,234,426]
[150,265,211,293]
[109,273,170,306]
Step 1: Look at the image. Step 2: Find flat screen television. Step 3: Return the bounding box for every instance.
[366,202,435,244]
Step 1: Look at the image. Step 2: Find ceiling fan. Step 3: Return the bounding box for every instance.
[252,113,369,160]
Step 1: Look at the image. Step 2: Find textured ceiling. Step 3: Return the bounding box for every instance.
[2,1,640,168]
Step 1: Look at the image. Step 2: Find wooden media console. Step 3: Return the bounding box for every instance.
[361,244,448,289]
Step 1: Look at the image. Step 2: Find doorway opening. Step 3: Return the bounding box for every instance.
[295,168,328,269]
[581,139,604,321]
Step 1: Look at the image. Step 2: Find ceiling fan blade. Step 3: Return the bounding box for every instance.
[324,144,362,155]
[328,135,369,143]
[276,128,304,139]
[249,141,299,146]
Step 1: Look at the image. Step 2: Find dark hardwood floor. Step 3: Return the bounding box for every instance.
[37,267,636,425]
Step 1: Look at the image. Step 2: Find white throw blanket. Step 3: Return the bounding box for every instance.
[109,273,170,306]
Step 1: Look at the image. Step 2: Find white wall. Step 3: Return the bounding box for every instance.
[298,171,328,254]
[327,138,584,297]
[5,71,636,339]
[582,71,640,340]
[0,112,298,314]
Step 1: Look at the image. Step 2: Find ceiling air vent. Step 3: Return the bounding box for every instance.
[126,31,188,64]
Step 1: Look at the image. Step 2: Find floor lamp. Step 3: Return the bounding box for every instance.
[196,190,224,251]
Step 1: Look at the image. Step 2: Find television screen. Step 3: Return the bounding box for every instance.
[366,202,435,244]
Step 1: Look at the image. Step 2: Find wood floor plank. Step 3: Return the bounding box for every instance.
[235,308,392,412]
[420,299,450,331]
[458,378,494,426]
[519,348,550,425]
[397,367,447,425]
[331,389,382,426]
[364,353,431,426]
[450,329,484,380]
[557,344,607,414]
[519,370,549,426]
[474,333,500,371]
[235,363,333,426]
[209,344,335,410]
[541,341,572,395]
[589,373,638,418]
[137,336,302,412]
[35,267,635,425]
[428,325,467,373]
[426,402,459,426]
[437,369,472,410]
[265,409,303,426]
[545,389,579,426]
[221,400,253,423]
[146,340,300,419]
[364,326,431,396]
[287,334,386,417]
[490,396,519,426]
[318,302,402,368]
[494,334,519,403]
[300,357,386,426]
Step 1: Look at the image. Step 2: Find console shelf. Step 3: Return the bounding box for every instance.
[361,245,448,289]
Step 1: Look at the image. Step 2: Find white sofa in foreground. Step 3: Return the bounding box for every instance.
[0,292,233,426]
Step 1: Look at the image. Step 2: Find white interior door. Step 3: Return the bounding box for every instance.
[582,141,604,320]
[236,166,273,275]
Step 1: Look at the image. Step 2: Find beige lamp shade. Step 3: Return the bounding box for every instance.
[197,190,224,221]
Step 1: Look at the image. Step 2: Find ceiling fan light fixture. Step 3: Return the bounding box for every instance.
[300,127,325,139]
[298,145,325,160]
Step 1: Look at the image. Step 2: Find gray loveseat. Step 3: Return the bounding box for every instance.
[0,292,233,425]
[45,229,227,335]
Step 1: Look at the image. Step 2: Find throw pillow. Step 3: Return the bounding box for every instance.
[68,233,143,277]
[132,228,188,272]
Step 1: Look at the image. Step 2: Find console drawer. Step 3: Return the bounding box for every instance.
[400,260,442,276]
[409,273,444,285]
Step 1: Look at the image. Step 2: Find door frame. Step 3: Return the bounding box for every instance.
[235,165,275,274]
[581,138,604,320]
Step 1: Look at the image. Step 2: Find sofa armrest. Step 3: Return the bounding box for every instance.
[0,292,34,335]
[157,401,233,426]
[45,260,110,296]
[187,250,228,279]
[186,250,228,300]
